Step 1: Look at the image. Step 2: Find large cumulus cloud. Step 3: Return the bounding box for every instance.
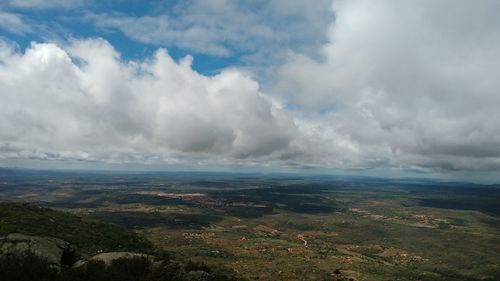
[273,0,500,172]
[0,39,296,164]
[1,0,500,175]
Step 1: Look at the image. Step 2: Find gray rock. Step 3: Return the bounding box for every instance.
[0,233,80,268]
[90,252,153,266]
[186,270,211,281]
[72,259,88,268]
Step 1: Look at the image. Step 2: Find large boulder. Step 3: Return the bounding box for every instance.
[0,233,80,268]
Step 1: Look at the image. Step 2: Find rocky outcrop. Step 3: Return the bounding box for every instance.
[186,270,211,281]
[0,233,81,268]
[90,251,154,266]
[0,233,214,280]
[0,233,160,268]
[0,233,219,281]
[0,234,159,270]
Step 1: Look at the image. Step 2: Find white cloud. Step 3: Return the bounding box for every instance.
[89,14,231,56]
[0,38,296,165]
[89,0,332,59]
[1,0,500,176]
[0,11,31,34]
[7,0,83,9]
[272,0,500,171]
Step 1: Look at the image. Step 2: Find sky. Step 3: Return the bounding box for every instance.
[0,0,499,182]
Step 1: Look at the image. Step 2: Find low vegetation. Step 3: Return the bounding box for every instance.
[0,202,153,255]
[0,253,232,281]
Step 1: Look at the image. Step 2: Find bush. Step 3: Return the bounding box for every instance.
[0,253,58,281]
[0,253,235,281]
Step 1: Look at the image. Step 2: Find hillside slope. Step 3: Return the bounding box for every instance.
[0,202,153,255]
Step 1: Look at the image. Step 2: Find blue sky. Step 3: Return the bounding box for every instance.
[0,0,332,74]
[1,0,500,182]
[0,0,239,74]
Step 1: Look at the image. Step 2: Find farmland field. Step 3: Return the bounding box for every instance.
[1,169,499,281]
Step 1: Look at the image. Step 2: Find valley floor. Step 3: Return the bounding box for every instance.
[1,171,499,280]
